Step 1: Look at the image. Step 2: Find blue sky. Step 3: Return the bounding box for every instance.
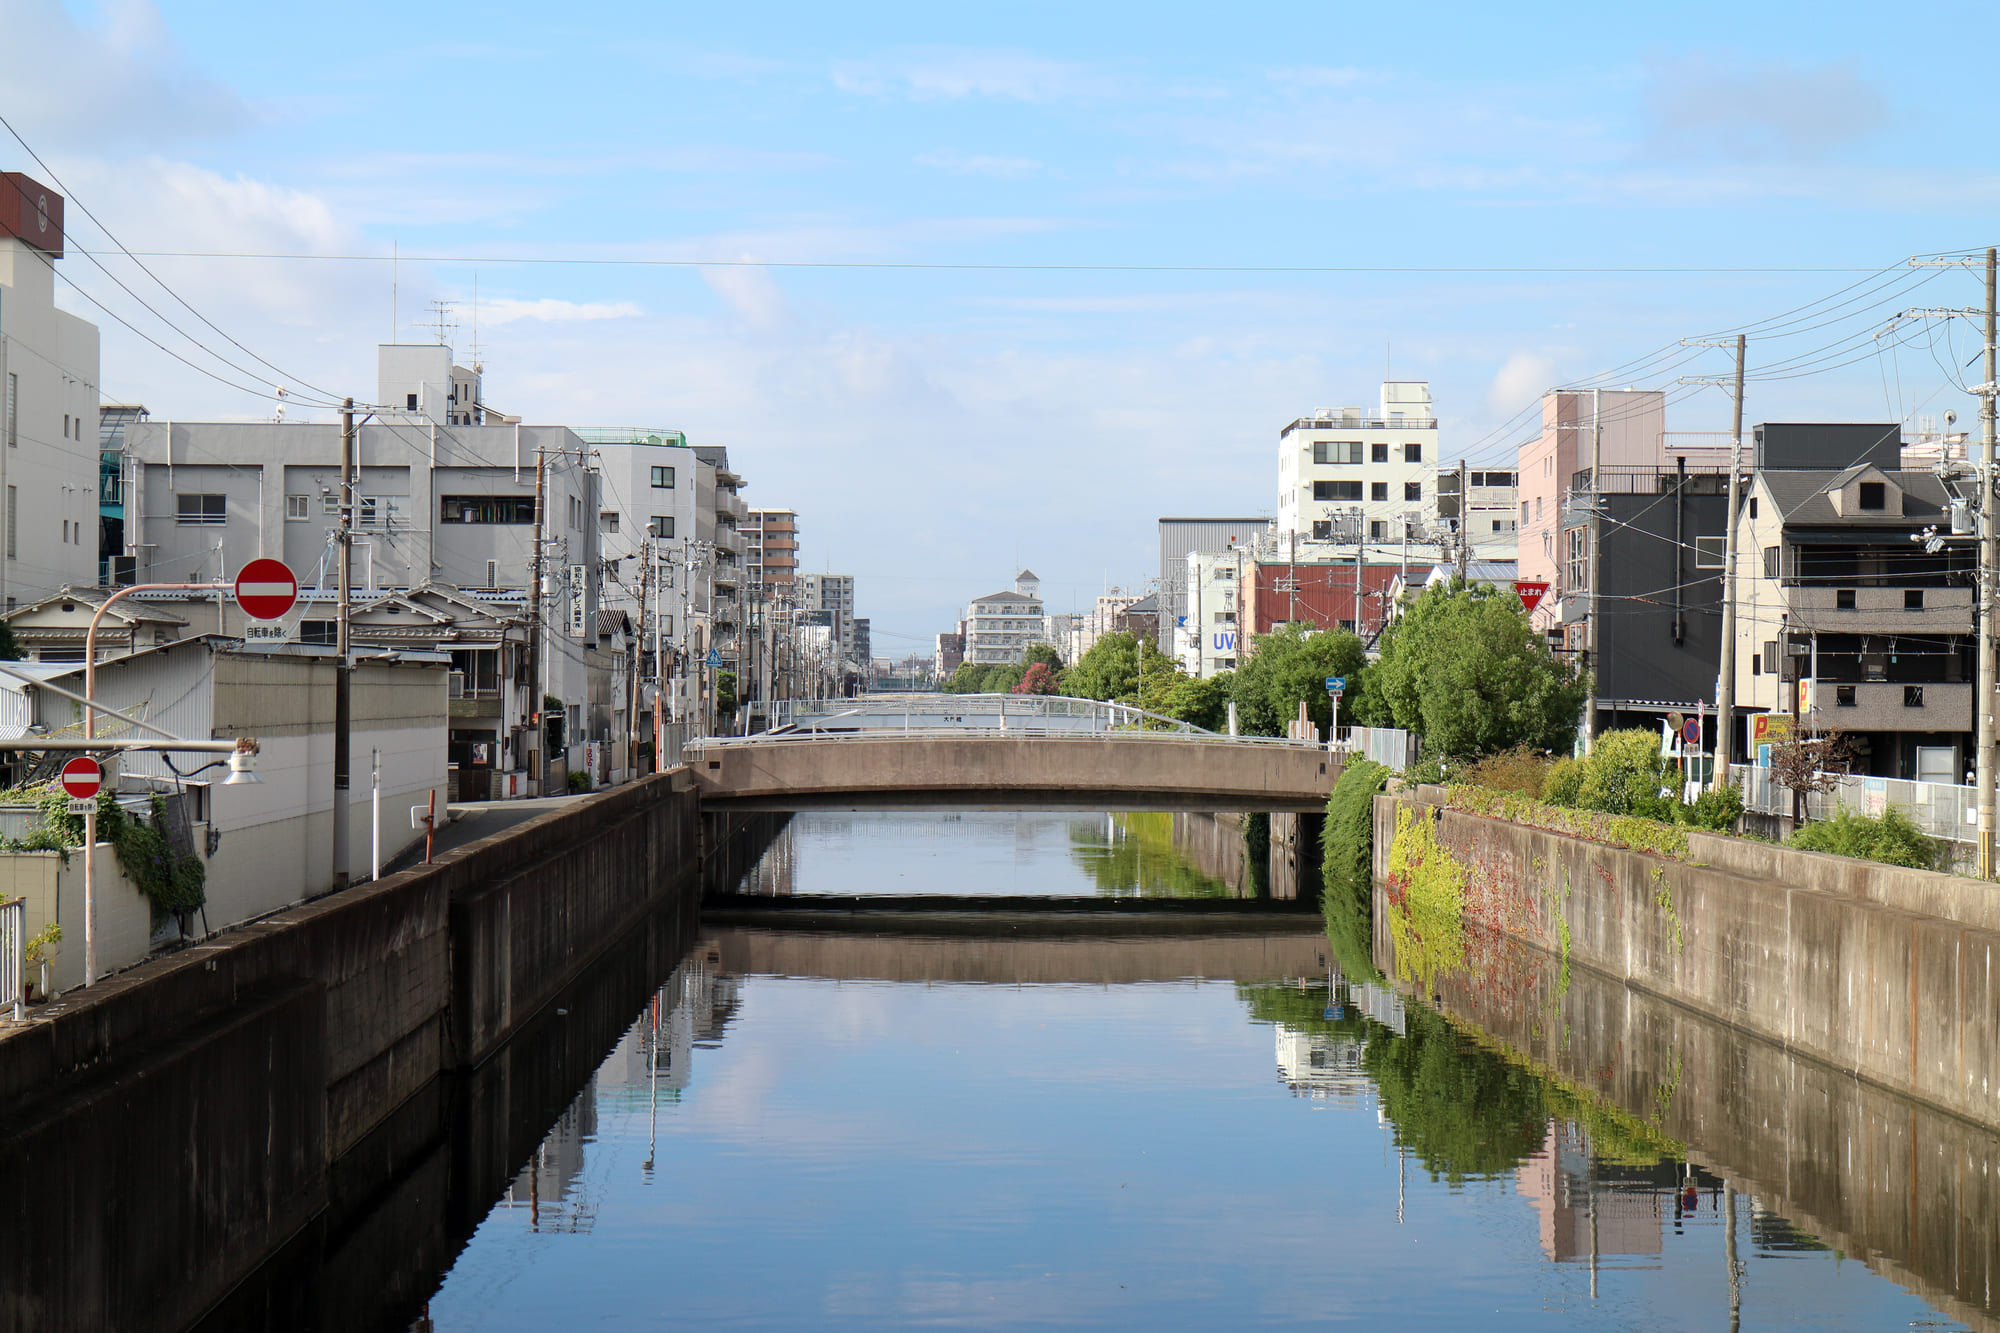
[7,0,1998,642]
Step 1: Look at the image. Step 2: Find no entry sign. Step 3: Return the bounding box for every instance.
[235,558,299,621]
[59,756,102,801]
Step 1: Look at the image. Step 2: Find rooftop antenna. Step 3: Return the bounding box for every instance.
[424,298,458,347]
[391,240,398,343]
[468,272,486,371]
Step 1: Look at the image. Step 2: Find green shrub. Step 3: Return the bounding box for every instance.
[1321,760,1390,969]
[1458,746,1551,798]
[1684,783,1744,832]
[1541,756,1583,807]
[567,770,589,793]
[1572,730,1674,817]
[1789,806,1940,870]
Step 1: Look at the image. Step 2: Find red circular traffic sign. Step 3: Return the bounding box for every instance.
[235,558,299,621]
[59,756,102,800]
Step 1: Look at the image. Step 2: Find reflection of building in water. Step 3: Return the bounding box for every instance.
[1274,1026,1372,1104]
[740,820,798,896]
[1516,1120,1664,1263]
[1332,968,1406,1036]
[501,1081,599,1233]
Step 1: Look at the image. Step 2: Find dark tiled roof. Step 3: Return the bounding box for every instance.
[1762,468,1946,527]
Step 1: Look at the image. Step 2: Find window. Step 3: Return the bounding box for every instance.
[1404,481,1422,502]
[1313,440,1362,465]
[1836,685,1857,707]
[301,620,337,646]
[1313,480,1363,501]
[1694,535,1725,569]
[1536,496,1544,520]
[4,372,15,447]
[62,414,69,437]
[1217,566,1235,579]
[1492,520,1504,532]
[405,393,418,410]
[568,495,581,529]
[649,516,674,539]
[1762,641,1778,675]
[60,519,68,543]
[1858,482,1886,511]
[1370,442,1388,463]
[1213,611,1235,624]
[1763,546,1780,579]
[1905,685,1925,708]
[1748,497,1758,519]
[4,486,11,557]
[286,494,310,520]
[1522,501,1529,525]
[440,495,536,524]
[650,465,676,489]
[1370,482,1389,502]
[1904,589,1923,610]
[358,496,404,528]
[1311,520,1333,539]
[601,512,621,534]
[1403,442,1422,463]
[1836,588,1856,610]
[177,493,226,525]
[1370,520,1386,540]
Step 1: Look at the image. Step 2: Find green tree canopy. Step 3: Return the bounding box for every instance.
[1023,642,1065,672]
[1227,621,1366,737]
[942,660,988,694]
[1061,631,1145,701]
[1369,581,1586,757]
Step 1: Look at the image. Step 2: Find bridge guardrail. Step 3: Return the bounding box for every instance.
[685,726,1323,755]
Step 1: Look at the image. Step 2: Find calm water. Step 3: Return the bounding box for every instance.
[407,813,1977,1331]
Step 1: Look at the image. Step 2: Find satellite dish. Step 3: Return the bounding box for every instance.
[1945,410,1958,428]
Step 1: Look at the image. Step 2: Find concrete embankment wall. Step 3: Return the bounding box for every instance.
[1372,789,2000,1128]
[0,772,703,1333]
[1169,811,1253,894]
[1375,907,2000,1333]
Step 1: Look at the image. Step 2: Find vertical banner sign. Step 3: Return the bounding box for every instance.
[568,564,588,637]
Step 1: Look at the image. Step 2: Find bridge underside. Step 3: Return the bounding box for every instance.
[695,788,1323,813]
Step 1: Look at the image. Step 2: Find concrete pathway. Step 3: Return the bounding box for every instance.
[383,792,591,872]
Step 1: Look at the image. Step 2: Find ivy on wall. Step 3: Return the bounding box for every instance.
[6,789,205,916]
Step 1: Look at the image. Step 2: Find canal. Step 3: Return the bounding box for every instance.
[261,809,1981,1333]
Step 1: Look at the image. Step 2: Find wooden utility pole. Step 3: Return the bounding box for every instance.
[333,397,354,891]
[1583,389,1603,752]
[1713,334,1747,790]
[526,446,546,795]
[1981,247,1998,876]
[1456,458,1470,584]
[630,545,648,775]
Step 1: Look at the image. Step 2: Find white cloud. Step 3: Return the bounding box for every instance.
[915,150,1044,180]
[833,50,1111,103]
[1640,53,1889,160]
[474,298,643,327]
[699,263,786,329]
[1487,351,1557,415]
[0,0,249,149]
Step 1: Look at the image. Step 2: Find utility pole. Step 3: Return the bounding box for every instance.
[1713,334,1747,791]
[1584,389,1603,752]
[333,397,355,891]
[1455,458,1470,584]
[526,446,546,795]
[630,546,648,775]
[1983,247,1998,876]
[1353,508,1365,635]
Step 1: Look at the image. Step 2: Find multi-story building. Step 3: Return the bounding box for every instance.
[800,573,856,660]
[119,343,605,792]
[934,625,965,680]
[744,508,798,592]
[1157,517,1270,655]
[963,571,1045,665]
[1725,430,1968,781]
[0,173,102,609]
[1178,548,1244,677]
[97,403,148,584]
[1277,382,1438,550]
[1436,464,1520,562]
[1065,588,1143,664]
[1237,534,1407,642]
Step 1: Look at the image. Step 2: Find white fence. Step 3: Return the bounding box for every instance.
[1331,726,1419,774]
[1740,767,1979,845]
[0,898,22,1020]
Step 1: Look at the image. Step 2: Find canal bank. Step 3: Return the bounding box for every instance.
[1371,785,2000,1129]
[0,772,712,1333]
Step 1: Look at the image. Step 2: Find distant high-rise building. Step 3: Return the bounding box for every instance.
[963,571,1044,665]
[745,509,799,592]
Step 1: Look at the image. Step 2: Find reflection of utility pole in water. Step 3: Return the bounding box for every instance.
[1724,1183,1741,1333]
[644,993,658,1179]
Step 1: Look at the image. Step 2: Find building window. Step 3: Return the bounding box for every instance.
[4,486,12,557]
[1313,480,1363,502]
[1311,520,1332,539]
[286,494,311,520]
[601,512,621,533]
[651,466,676,489]
[1312,441,1362,465]
[1370,442,1388,463]
[440,496,536,524]
[301,620,337,646]
[1370,520,1386,540]
[1905,685,1925,708]
[1403,442,1422,463]
[1694,535,1725,569]
[1536,497,1544,520]
[1748,497,1758,519]
[177,493,227,525]
[1858,482,1886,511]
[1521,501,1529,524]
[1836,685,1857,707]
[358,496,405,528]
[1404,481,1421,502]
[405,393,418,410]
[1371,482,1389,502]
[1214,611,1235,623]
[1836,588,1856,610]
[1904,589,1923,609]
[4,372,15,448]
[649,516,674,539]
[1763,546,1781,579]
[1761,641,1777,675]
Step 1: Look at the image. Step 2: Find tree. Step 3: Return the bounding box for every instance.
[0,623,21,662]
[1227,620,1366,737]
[942,661,988,694]
[1769,729,1854,823]
[1023,642,1065,673]
[1369,581,1586,757]
[1141,668,1230,731]
[1062,631,1142,702]
[981,662,1026,693]
[1012,662,1060,695]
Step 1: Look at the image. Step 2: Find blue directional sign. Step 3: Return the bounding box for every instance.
[1325,676,1346,692]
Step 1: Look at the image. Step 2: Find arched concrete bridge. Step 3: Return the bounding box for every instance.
[685,730,1339,813]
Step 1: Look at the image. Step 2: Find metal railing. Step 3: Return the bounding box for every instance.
[763,693,1212,735]
[1329,725,1418,773]
[0,898,23,1020]
[1740,767,1979,845]
[686,725,1317,756]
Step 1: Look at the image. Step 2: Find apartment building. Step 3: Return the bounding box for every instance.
[1277,382,1438,549]
[1157,516,1270,655]
[1436,465,1519,562]
[744,508,799,592]
[1178,548,1243,677]
[0,173,101,608]
[963,571,1045,665]
[800,573,857,661]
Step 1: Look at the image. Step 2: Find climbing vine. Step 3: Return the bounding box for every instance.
[2,790,205,916]
[1384,805,1467,992]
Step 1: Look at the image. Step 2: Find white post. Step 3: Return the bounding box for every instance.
[370,748,382,882]
[82,805,97,986]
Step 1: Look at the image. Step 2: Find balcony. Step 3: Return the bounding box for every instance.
[1280,413,1437,438]
[717,492,748,523]
[1784,585,1973,634]
[1807,680,1971,732]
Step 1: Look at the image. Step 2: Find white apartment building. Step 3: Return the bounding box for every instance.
[800,573,857,659]
[1177,548,1243,677]
[1438,465,1520,562]
[1277,381,1439,549]
[964,570,1044,665]
[0,173,101,609]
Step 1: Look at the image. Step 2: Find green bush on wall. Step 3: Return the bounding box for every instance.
[1789,806,1940,870]
[1320,760,1389,976]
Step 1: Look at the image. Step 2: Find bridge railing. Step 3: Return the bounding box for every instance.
[687,725,1320,756]
[764,693,1213,736]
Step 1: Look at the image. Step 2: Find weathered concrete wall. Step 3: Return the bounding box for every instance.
[0,773,705,1333]
[690,734,1337,813]
[1374,910,2000,1333]
[1372,790,2000,1128]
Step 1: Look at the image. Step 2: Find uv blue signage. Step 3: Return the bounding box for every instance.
[1212,631,1237,651]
